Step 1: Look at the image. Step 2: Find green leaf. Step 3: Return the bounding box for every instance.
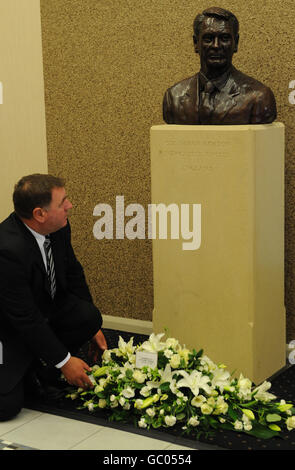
[228,405,239,421]
[160,382,171,393]
[125,369,133,379]
[245,424,280,439]
[266,414,282,423]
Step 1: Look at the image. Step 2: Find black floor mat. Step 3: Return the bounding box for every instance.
[25,328,295,451]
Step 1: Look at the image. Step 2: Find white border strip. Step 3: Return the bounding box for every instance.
[102,315,153,336]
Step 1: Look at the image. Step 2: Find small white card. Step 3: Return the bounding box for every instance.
[136,351,158,369]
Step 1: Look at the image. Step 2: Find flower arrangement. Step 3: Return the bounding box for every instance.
[66,333,295,440]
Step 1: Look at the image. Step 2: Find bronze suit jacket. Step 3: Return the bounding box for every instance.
[163,66,277,125]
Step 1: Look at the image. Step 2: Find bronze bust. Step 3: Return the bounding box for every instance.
[163,7,277,125]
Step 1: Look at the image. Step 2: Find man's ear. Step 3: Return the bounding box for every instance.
[193,34,199,54]
[234,34,239,53]
[32,207,47,223]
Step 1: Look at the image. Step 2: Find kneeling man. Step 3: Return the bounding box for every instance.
[0,174,107,421]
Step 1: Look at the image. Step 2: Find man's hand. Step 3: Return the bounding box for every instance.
[88,329,108,363]
[61,356,93,389]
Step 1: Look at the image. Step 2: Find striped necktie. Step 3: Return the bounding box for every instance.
[44,235,56,299]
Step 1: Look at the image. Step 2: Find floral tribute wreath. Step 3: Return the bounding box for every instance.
[66,333,295,440]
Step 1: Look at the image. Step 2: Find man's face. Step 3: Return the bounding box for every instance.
[194,17,238,73]
[43,186,73,233]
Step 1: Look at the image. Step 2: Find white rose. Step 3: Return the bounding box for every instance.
[133,370,146,384]
[237,374,252,400]
[134,399,144,408]
[191,395,206,407]
[146,407,156,417]
[138,417,147,428]
[234,420,243,430]
[119,397,126,406]
[165,338,180,349]
[201,403,213,415]
[286,416,295,431]
[188,416,200,427]
[213,396,229,415]
[164,349,174,359]
[140,386,152,397]
[179,348,190,364]
[122,386,135,399]
[164,415,177,427]
[98,398,107,408]
[87,402,94,412]
[170,354,181,369]
[244,423,252,431]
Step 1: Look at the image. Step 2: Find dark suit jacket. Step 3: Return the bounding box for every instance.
[163,66,277,125]
[0,213,96,393]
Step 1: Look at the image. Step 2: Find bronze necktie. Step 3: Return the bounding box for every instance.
[199,81,215,124]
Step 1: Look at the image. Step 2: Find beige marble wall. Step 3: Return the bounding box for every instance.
[40,0,295,340]
[0,0,47,221]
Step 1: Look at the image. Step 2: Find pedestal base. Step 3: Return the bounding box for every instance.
[151,123,285,384]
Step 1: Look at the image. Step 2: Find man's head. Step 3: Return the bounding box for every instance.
[193,7,239,76]
[13,174,72,234]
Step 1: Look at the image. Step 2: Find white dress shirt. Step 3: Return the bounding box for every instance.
[24,224,71,369]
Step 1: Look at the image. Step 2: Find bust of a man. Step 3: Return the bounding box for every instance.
[163,7,277,125]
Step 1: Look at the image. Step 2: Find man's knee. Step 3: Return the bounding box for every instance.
[84,303,102,332]
[0,382,23,421]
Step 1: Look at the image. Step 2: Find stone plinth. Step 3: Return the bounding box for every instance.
[151,123,285,384]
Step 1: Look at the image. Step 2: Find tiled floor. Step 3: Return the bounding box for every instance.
[0,408,212,451]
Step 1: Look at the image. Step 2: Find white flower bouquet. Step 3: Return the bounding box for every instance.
[66,333,295,440]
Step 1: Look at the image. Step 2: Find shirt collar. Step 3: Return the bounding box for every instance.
[199,67,232,92]
[24,223,46,244]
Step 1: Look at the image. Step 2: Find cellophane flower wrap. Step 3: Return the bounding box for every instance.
[66,333,295,439]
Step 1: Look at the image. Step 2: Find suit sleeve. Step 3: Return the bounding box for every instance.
[63,223,93,303]
[250,87,277,124]
[0,249,69,366]
[163,88,174,124]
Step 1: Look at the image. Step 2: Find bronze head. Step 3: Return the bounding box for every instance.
[193,7,239,79]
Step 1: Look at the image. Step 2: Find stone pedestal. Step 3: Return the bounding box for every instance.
[150,123,285,384]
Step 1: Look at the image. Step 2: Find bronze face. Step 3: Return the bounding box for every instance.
[194,17,238,77]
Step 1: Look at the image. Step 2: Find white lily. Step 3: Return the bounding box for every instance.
[146,364,178,394]
[118,336,136,355]
[177,370,212,396]
[139,333,166,352]
[211,367,231,392]
[253,381,277,402]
